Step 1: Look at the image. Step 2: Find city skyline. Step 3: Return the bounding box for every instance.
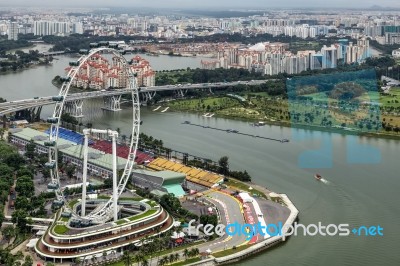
[1,0,400,9]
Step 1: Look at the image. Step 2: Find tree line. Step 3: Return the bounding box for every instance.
[43,34,158,53]
[0,49,52,72]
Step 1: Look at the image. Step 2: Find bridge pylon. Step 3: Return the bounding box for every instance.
[142,91,156,103]
[64,100,84,118]
[175,89,187,98]
[102,95,122,112]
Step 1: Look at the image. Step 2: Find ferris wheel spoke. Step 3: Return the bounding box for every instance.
[46,47,140,224]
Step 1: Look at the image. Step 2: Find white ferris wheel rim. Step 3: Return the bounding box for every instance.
[47,47,140,223]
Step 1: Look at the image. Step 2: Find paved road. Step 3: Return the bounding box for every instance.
[203,190,248,252]
[0,79,272,115]
[144,190,248,266]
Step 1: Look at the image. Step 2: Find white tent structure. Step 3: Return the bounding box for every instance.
[26,238,39,248]
[173,221,181,227]
[171,231,185,239]
[238,192,253,203]
[36,230,46,236]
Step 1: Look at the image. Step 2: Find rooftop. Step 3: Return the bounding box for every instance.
[132,169,185,185]
[11,127,128,171]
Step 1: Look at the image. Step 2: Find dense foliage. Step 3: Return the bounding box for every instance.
[159,193,198,221]
[199,214,218,227]
[42,34,156,53]
[61,113,79,125]
[369,40,400,55]
[0,49,50,72]
[0,38,30,54]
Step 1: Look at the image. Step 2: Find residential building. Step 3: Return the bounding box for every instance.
[393,48,400,58]
[8,22,18,40]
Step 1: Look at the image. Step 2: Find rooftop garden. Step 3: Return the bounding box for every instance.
[128,209,158,221]
[68,199,79,209]
[53,224,69,235]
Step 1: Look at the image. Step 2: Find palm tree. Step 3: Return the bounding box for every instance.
[174,253,180,262]
[183,248,189,260]
[169,253,175,263]
[74,257,81,265]
[191,248,200,257]
[194,248,200,256]
[134,253,144,266]
[0,127,5,140]
[1,225,15,245]
[123,251,132,266]
[157,256,166,266]
[147,240,157,265]
[153,235,162,264]
[141,259,149,266]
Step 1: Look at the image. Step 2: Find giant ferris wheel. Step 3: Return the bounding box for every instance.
[45,44,140,224]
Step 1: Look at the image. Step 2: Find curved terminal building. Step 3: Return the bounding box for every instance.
[35,199,174,263]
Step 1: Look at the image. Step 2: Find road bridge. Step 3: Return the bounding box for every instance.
[0,80,269,116]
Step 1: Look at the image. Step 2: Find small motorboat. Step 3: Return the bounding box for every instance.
[314,174,322,181]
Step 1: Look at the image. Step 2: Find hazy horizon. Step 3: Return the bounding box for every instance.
[1,0,400,9]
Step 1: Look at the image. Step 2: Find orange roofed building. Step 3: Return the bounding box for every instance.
[66,54,155,90]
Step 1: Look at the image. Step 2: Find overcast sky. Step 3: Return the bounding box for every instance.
[1,0,400,9]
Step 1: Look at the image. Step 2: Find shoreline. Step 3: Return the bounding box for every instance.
[163,106,400,141]
[0,61,53,75]
[170,183,299,266]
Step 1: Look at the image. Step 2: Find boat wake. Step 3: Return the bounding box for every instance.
[319,178,330,185]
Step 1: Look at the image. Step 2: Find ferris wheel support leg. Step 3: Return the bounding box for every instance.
[112,133,119,222]
[81,132,89,216]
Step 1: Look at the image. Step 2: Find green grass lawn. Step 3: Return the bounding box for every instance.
[60,217,69,222]
[147,201,158,207]
[115,219,127,225]
[128,209,158,221]
[106,242,203,266]
[54,225,69,234]
[225,179,266,198]
[168,97,240,113]
[212,245,250,258]
[246,92,270,97]
[155,241,203,257]
[168,257,201,266]
[379,87,400,108]
[68,199,79,209]
[119,196,143,201]
[306,92,336,102]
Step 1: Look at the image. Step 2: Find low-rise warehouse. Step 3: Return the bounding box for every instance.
[131,169,186,197]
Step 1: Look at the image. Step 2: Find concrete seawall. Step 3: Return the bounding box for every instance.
[182,193,299,266]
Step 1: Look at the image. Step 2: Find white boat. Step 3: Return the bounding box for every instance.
[251,121,266,126]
